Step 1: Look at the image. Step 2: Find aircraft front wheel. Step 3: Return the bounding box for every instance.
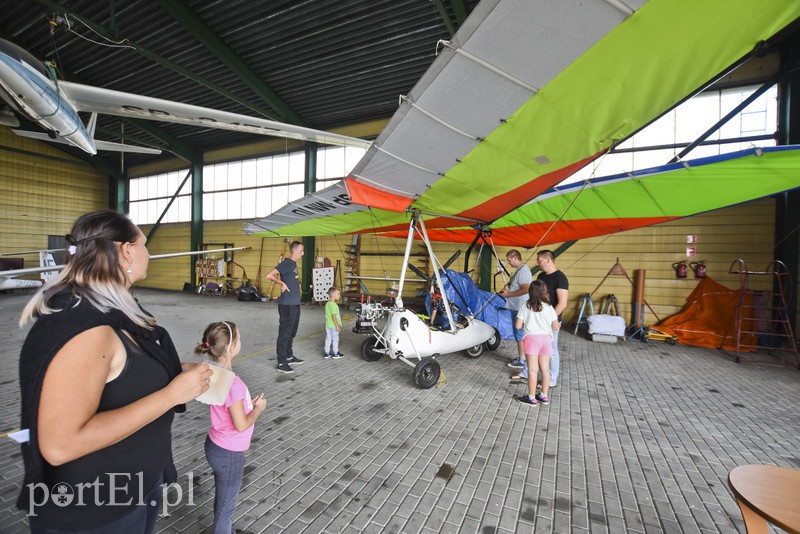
[464,343,484,358]
[485,329,501,351]
[361,336,384,361]
[413,357,440,389]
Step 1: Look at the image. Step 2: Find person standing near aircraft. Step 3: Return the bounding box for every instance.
[498,249,532,371]
[323,286,343,359]
[514,280,560,407]
[265,241,305,373]
[17,210,212,532]
[536,249,570,388]
[195,321,266,534]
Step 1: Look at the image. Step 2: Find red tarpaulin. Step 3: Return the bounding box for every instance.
[654,277,757,351]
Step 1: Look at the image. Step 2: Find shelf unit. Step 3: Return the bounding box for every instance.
[195,242,238,295]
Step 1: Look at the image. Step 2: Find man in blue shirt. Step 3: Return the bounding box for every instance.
[266,241,306,373]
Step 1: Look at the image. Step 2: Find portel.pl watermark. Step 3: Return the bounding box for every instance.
[25,472,195,517]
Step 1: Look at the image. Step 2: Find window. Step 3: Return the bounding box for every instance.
[130,151,309,223]
[317,145,368,185]
[128,169,191,225]
[567,85,778,185]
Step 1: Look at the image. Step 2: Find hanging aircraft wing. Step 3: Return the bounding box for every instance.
[245,146,800,246]
[0,247,250,291]
[56,81,372,150]
[245,0,800,238]
[379,146,800,245]
[347,0,800,220]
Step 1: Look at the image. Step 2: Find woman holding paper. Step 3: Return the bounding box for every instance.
[195,321,267,534]
[17,210,212,533]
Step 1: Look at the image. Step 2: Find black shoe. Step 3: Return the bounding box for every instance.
[288,357,304,365]
[276,363,295,374]
[514,394,538,407]
[332,353,343,359]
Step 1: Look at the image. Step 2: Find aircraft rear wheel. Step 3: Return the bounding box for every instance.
[464,343,484,358]
[413,358,440,389]
[361,336,384,361]
[485,329,501,351]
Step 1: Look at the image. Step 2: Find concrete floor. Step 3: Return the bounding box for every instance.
[0,288,798,533]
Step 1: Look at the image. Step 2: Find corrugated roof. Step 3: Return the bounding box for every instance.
[0,0,478,169]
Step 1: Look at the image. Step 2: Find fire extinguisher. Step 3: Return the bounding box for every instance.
[672,261,688,278]
[689,261,706,278]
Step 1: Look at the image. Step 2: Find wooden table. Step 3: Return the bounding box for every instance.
[728,465,800,534]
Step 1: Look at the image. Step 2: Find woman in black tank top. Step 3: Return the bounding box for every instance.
[18,211,213,532]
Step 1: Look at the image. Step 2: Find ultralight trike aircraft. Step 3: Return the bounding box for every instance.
[353,210,501,389]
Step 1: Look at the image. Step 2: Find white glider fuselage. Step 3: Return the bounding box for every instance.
[0,39,96,153]
[0,38,370,155]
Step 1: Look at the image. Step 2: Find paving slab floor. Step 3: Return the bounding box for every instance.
[0,288,798,533]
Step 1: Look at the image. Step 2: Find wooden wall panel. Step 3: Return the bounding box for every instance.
[134,198,783,332]
[0,128,107,258]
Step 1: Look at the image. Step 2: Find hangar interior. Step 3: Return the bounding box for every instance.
[2,2,800,534]
[2,1,800,341]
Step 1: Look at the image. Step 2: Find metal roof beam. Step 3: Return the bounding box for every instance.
[156,0,306,126]
[450,0,470,27]
[124,118,198,162]
[431,0,456,37]
[33,0,285,121]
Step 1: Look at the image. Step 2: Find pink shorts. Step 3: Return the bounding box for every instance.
[523,334,553,356]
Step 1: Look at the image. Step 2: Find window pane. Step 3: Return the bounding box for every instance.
[242,159,257,188]
[256,188,271,216]
[214,192,227,221]
[217,163,229,191]
[203,165,215,191]
[289,152,304,182]
[228,161,242,190]
[344,146,366,174]
[257,157,271,186]
[241,188,256,219]
[203,193,214,220]
[227,189,242,220]
[129,179,140,201]
[271,185,287,213]
[273,155,289,185]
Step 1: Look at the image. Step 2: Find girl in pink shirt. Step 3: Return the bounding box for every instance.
[195,321,266,534]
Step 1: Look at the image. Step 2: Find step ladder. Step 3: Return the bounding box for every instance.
[574,293,595,335]
[723,259,799,367]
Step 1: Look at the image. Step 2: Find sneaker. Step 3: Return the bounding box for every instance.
[535,393,550,405]
[332,353,343,359]
[323,353,331,359]
[276,363,295,374]
[287,357,304,365]
[507,359,524,369]
[515,394,538,407]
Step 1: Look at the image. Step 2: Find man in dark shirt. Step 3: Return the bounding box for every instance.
[266,241,305,373]
[536,250,569,388]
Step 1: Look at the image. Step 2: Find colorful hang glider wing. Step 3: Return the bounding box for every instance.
[245,0,800,239]
[387,146,800,246]
[345,0,800,220]
[245,146,800,243]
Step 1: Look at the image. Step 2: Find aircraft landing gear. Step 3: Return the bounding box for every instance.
[484,328,501,351]
[361,336,384,361]
[464,343,485,358]
[413,357,440,389]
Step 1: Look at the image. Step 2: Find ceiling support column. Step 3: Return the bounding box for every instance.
[190,152,204,290]
[302,144,318,302]
[776,26,800,334]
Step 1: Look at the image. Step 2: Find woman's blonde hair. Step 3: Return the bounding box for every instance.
[20,210,153,328]
[195,321,239,361]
